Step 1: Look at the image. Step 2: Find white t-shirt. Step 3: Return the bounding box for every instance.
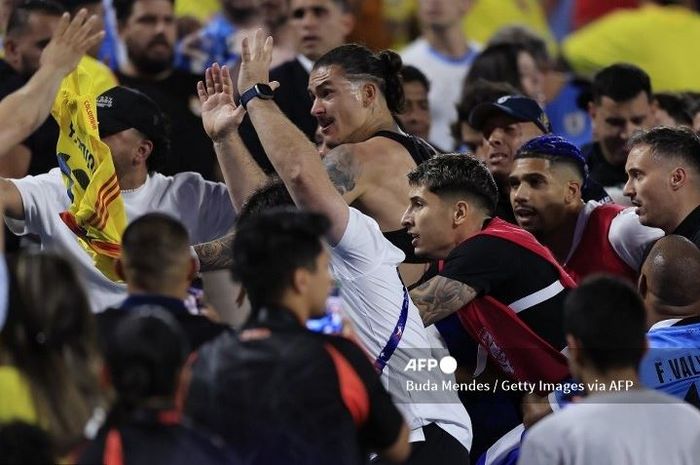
[7,168,236,312]
[401,38,481,150]
[331,207,472,451]
[519,389,700,465]
[564,200,664,270]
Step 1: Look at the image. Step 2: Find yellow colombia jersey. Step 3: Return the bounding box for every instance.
[52,66,127,282]
[78,55,118,96]
[462,0,555,51]
[563,5,700,92]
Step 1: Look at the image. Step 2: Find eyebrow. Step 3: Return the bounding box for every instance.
[308,80,332,94]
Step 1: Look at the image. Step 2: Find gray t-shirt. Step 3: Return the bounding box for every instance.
[519,388,700,465]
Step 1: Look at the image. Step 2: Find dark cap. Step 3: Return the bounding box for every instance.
[469,95,552,134]
[96,86,167,142]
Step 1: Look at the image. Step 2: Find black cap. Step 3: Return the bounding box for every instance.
[96,86,167,142]
[469,95,552,134]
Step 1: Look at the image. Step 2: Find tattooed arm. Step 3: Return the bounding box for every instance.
[323,144,365,205]
[409,276,478,326]
[193,231,235,272]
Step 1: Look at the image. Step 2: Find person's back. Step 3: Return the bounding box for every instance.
[187,316,381,465]
[520,276,700,465]
[520,388,700,465]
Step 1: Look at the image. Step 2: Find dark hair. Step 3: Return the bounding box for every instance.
[0,421,55,464]
[314,44,405,114]
[237,179,295,226]
[564,275,647,372]
[107,310,189,404]
[682,91,700,119]
[627,126,700,174]
[653,93,693,126]
[488,25,550,70]
[401,65,430,92]
[452,79,520,143]
[232,207,330,310]
[113,0,173,22]
[516,135,587,181]
[6,0,65,37]
[464,43,528,94]
[120,213,191,291]
[1,252,101,455]
[592,63,652,104]
[407,153,499,215]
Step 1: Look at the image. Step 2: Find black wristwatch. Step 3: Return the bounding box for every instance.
[240,83,275,109]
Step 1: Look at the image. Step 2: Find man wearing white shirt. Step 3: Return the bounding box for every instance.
[401,0,480,150]
[0,86,236,311]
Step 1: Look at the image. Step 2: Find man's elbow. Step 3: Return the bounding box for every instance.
[378,422,411,463]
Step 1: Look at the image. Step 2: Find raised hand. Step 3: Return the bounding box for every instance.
[39,9,105,77]
[198,63,246,142]
[237,29,274,95]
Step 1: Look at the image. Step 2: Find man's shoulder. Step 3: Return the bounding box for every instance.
[400,38,429,60]
[270,58,306,79]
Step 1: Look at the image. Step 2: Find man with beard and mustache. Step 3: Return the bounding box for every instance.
[583,63,653,204]
[508,135,662,284]
[113,0,219,180]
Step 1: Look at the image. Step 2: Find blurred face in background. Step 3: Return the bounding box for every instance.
[289,0,353,61]
[589,92,652,167]
[398,80,431,140]
[4,11,59,77]
[120,0,176,75]
[418,0,471,30]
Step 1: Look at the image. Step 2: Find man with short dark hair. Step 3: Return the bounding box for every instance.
[113,0,218,180]
[624,126,700,247]
[519,275,700,465]
[508,135,662,283]
[96,213,229,353]
[403,153,576,459]
[0,86,236,311]
[185,208,410,465]
[584,63,653,204]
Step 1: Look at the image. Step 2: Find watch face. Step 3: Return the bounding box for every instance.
[255,84,274,99]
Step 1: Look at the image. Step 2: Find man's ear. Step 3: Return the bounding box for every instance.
[638,272,648,299]
[292,267,309,294]
[453,199,471,226]
[587,101,597,120]
[669,166,687,191]
[566,334,585,367]
[3,38,18,66]
[565,179,582,204]
[362,81,378,107]
[135,138,153,164]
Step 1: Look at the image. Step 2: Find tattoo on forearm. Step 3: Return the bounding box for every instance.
[323,146,359,195]
[194,232,235,272]
[410,276,477,326]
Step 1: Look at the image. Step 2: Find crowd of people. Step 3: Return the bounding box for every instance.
[1,0,700,464]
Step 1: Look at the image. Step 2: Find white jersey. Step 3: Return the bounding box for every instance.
[330,207,472,450]
[519,389,700,465]
[401,38,481,150]
[564,200,664,270]
[7,168,236,312]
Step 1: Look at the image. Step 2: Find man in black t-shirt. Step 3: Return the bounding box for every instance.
[185,209,409,465]
[404,154,575,458]
[624,126,700,248]
[113,0,218,180]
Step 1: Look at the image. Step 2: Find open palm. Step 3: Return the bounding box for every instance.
[198,63,245,142]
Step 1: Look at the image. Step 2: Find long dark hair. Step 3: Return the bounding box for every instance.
[1,252,103,454]
[314,43,406,114]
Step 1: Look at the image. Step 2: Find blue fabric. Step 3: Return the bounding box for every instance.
[640,320,700,407]
[545,80,592,149]
[175,14,239,74]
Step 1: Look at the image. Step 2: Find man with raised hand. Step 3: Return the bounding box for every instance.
[0,8,103,154]
[197,32,473,464]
